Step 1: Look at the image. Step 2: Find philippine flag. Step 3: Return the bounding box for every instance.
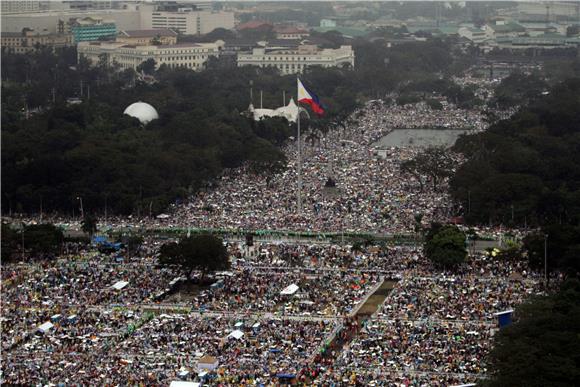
[297,78,325,116]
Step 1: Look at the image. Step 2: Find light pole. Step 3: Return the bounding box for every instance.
[296,106,310,214]
[77,196,84,219]
[21,221,25,260]
[544,234,548,286]
[511,204,514,224]
[104,193,108,225]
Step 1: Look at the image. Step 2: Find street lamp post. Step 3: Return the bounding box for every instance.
[21,221,25,260]
[77,196,84,219]
[544,234,548,286]
[296,106,310,215]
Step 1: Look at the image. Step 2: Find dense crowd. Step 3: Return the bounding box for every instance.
[192,268,380,317]
[2,313,337,385]
[171,100,482,233]
[1,258,180,351]
[229,242,422,273]
[2,95,538,386]
[333,319,492,376]
[376,275,539,321]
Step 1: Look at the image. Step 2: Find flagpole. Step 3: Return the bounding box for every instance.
[297,76,302,215]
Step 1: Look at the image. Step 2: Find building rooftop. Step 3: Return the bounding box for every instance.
[274,26,308,34]
[236,20,273,31]
[119,29,177,38]
[311,26,369,38]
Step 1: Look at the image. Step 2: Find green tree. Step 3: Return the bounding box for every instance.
[1,223,19,261]
[424,223,467,269]
[22,223,64,255]
[124,234,144,254]
[484,279,580,387]
[159,234,229,278]
[401,146,455,191]
[136,58,157,75]
[81,214,98,238]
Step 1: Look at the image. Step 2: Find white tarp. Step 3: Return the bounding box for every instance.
[156,213,170,219]
[38,321,54,333]
[169,382,200,387]
[197,355,219,371]
[111,281,129,290]
[280,284,299,295]
[228,329,244,340]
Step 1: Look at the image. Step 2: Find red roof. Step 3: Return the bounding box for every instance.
[236,20,273,31]
[274,26,308,35]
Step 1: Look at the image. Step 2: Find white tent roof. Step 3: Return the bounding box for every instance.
[493,309,514,316]
[228,329,244,340]
[38,321,54,333]
[111,281,129,290]
[247,98,299,123]
[169,382,200,387]
[280,283,299,295]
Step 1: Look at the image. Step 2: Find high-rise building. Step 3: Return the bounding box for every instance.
[1,0,41,14]
[61,1,113,11]
[141,7,234,35]
[71,16,116,42]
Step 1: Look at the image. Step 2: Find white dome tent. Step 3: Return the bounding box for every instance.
[123,102,159,124]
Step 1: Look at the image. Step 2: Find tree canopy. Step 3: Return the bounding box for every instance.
[484,279,580,387]
[159,234,230,277]
[451,78,580,229]
[424,223,467,269]
[2,37,477,217]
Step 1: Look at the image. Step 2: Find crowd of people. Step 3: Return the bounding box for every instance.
[229,242,422,273]
[169,100,484,234]
[1,258,180,351]
[376,275,539,321]
[192,268,381,317]
[2,95,539,385]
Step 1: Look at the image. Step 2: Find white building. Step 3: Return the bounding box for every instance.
[458,27,488,44]
[237,45,355,75]
[141,7,234,35]
[77,40,223,71]
[1,0,41,14]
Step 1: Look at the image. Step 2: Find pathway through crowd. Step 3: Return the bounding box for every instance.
[311,280,398,373]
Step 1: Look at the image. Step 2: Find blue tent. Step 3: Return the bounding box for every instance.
[494,309,514,328]
[92,235,107,244]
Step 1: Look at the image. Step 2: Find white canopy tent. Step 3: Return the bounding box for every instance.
[111,281,129,290]
[37,321,54,333]
[228,329,244,340]
[169,382,200,387]
[197,355,219,371]
[280,284,299,295]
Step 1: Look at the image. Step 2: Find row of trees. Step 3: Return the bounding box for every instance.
[451,78,580,229]
[2,35,473,217]
[484,279,580,386]
[1,223,64,260]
